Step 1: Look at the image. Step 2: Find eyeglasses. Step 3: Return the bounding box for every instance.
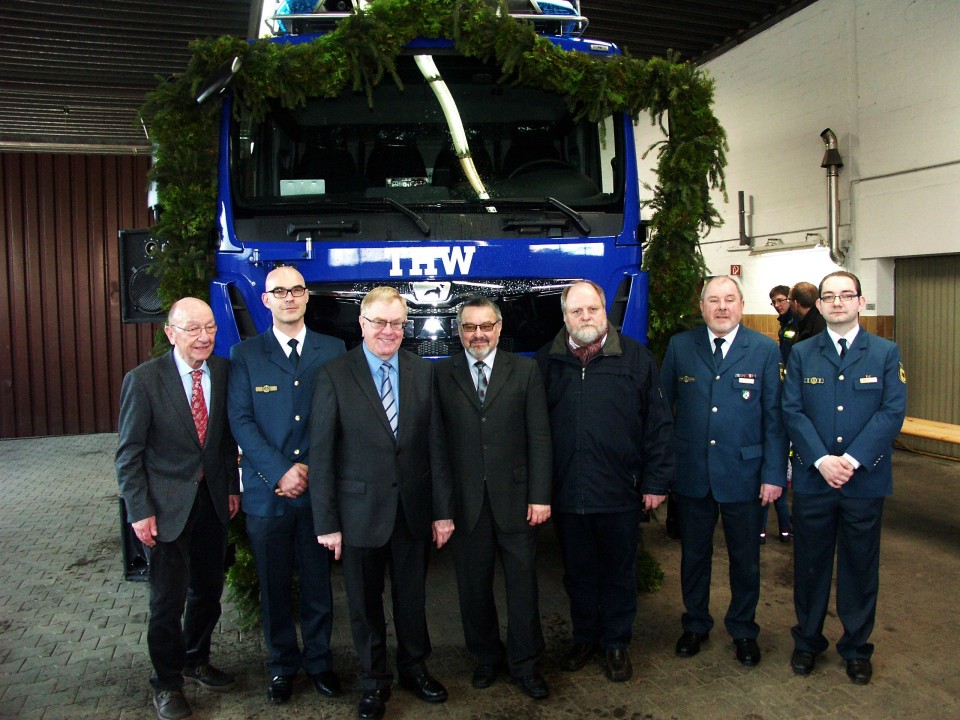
[770,298,789,306]
[268,285,307,299]
[363,316,409,331]
[169,323,218,337]
[460,321,501,333]
[820,292,860,304]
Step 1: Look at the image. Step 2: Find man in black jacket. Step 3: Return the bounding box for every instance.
[536,281,674,683]
[791,282,827,344]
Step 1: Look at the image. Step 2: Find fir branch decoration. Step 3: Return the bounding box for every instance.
[140,0,726,357]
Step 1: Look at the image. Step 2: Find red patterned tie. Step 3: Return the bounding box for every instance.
[190,369,208,446]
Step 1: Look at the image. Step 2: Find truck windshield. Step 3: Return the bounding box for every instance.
[231,53,623,215]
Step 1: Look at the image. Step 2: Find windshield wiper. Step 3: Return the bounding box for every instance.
[283,198,431,237]
[494,196,591,236]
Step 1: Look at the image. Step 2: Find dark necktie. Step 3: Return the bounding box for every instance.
[288,338,300,368]
[838,337,847,360]
[475,361,488,405]
[190,369,208,446]
[380,362,398,438]
[713,337,725,369]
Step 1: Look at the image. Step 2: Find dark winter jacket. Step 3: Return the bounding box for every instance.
[535,328,674,514]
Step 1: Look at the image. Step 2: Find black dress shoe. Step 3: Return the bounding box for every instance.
[846,658,873,685]
[182,662,236,692]
[602,648,633,682]
[357,688,391,720]
[734,638,761,667]
[153,689,192,720]
[779,529,792,543]
[759,531,767,545]
[675,631,708,658]
[267,675,295,704]
[312,670,342,697]
[560,642,598,671]
[790,650,816,676]
[399,671,448,703]
[472,662,503,689]
[514,672,549,699]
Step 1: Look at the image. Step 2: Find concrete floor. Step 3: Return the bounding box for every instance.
[1,434,958,719]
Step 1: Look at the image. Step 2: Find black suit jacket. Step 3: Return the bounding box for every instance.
[435,350,552,534]
[309,346,453,548]
[115,351,239,543]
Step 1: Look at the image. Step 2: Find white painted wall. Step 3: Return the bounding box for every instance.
[635,0,960,317]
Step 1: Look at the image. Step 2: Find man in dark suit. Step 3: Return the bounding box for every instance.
[116,297,240,720]
[783,271,906,685]
[435,297,552,699]
[661,275,787,668]
[228,266,345,703]
[309,286,454,720]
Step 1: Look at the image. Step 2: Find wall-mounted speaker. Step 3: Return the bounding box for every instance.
[119,228,164,323]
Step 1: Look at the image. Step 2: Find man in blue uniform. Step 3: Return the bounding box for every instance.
[228,265,345,703]
[662,275,787,668]
[782,270,906,685]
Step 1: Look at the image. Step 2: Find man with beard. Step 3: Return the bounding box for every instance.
[435,297,552,699]
[662,275,787,668]
[228,265,345,703]
[536,280,674,683]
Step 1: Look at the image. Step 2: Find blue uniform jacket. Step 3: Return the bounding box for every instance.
[228,328,345,517]
[782,327,906,498]
[662,325,787,503]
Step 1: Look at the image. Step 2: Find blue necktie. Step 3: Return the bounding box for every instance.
[838,338,847,360]
[288,338,299,368]
[380,362,398,438]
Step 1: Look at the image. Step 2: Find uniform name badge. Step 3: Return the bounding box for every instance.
[859,376,878,384]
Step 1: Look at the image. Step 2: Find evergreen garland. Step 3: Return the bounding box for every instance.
[139,0,727,625]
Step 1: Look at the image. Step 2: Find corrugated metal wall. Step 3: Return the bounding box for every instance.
[0,152,159,438]
[895,254,960,459]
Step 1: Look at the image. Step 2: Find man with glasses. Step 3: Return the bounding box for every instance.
[782,271,906,685]
[116,297,240,720]
[770,284,799,366]
[536,280,674,683]
[227,266,345,704]
[435,297,552,699]
[309,286,454,720]
[662,275,787,668]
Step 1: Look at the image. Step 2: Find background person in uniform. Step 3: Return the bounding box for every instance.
[435,297,552,699]
[116,298,240,720]
[763,284,796,543]
[227,266,345,704]
[661,276,786,668]
[782,270,907,686]
[536,280,674,684]
[308,286,454,720]
[790,281,827,344]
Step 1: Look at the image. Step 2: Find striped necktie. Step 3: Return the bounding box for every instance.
[713,337,725,369]
[380,362,398,438]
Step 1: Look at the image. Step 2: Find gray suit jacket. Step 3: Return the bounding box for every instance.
[435,350,552,534]
[309,346,453,548]
[116,351,239,542]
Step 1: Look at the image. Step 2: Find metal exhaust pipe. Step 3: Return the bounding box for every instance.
[820,128,845,265]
